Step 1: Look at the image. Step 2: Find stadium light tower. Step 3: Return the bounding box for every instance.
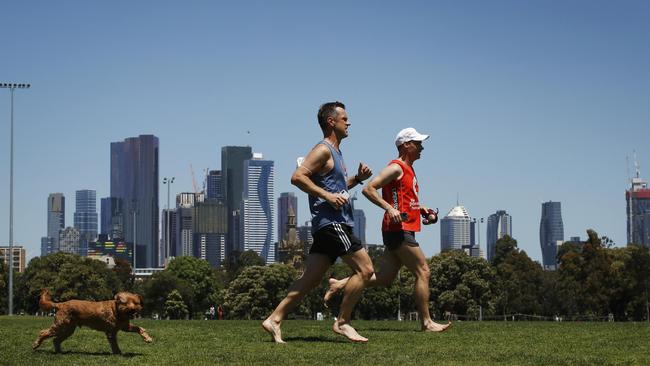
[1,82,31,316]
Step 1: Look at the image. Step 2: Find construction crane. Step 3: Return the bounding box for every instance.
[190,164,199,195]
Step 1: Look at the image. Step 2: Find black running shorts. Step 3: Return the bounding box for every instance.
[382,230,419,251]
[310,223,364,264]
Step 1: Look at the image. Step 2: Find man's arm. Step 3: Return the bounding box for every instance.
[346,162,373,189]
[291,144,349,209]
[362,163,403,224]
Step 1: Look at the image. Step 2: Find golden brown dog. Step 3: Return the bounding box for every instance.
[32,289,153,354]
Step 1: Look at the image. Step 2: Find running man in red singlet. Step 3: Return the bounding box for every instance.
[324,127,450,332]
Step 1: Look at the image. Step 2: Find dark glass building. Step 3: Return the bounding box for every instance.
[46,193,65,255]
[193,200,228,267]
[111,135,159,268]
[206,170,223,202]
[221,146,252,263]
[100,197,124,240]
[540,201,564,270]
[74,189,98,256]
[353,208,366,244]
[486,210,512,262]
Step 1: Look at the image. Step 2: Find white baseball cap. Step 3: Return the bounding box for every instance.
[395,127,430,147]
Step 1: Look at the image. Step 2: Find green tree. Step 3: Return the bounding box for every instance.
[164,289,189,320]
[609,245,650,320]
[429,251,496,319]
[113,258,134,291]
[223,264,299,320]
[493,236,545,317]
[167,256,221,317]
[580,229,613,316]
[228,250,265,279]
[0,260,7,314]
[556,229,615,319]
[141,270,192,317]
[16,252,120,313]
[492,235,518,266]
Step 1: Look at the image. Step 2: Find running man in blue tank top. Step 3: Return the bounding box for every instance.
[263,101,374,343]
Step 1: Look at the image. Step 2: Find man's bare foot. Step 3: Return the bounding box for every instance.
[323,278,343,307]
[333,322,368,343]
[262,319,286,343]
[422,321,451,332]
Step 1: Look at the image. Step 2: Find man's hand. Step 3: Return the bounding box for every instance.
[356,162,372,182]
[421,207,439,225]
[326,192,349,210]
[386,207,402,224]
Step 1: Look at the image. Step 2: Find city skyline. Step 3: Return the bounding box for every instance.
[2,1,649,264]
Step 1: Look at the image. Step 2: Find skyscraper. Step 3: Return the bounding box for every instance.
[486,210,512,262]
[278,192,298,243]
[74,189,98,256]
[58,227,80,255]
[111,135,159,268]
[221,146,252,262]
[100,197,124,240]
[440,206,471,251]
[193,200,228,267]
[297,221,314,254]
[540,201,564,270]
[241,154,275,263]
[626,171,650,247]
[45,193,65,255]
[353,208,366,244]
[175,193,197,258]
[206,170,224,202]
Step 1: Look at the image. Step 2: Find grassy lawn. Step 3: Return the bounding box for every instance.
[1,316,650,365]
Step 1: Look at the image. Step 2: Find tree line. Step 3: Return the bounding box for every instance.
[1,229,649,321]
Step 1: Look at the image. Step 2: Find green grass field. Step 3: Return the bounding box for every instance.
[1,316,650,365]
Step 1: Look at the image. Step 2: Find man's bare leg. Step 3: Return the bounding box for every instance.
[262,254,331,343]
[397,245,450,332]
[333,249,374,342]
[324,251,401,304]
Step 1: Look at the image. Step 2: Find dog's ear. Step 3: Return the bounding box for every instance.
[138,294,144,305]
[114,293,128,304]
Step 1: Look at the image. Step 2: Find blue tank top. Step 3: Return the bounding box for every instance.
[308,140,355,232]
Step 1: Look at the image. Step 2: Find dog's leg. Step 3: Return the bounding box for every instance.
[122,323,153,343]
[52,326,75,354]
[106,331,121,354]
[134,324,153,343]
[32,328,54,350]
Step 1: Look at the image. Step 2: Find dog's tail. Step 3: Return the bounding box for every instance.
[39,289,57,311]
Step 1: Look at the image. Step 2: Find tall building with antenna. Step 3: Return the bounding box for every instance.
[440,205,471,251]
[627,154,650,247]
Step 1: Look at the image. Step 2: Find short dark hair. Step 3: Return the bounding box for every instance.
[317,101,345,132]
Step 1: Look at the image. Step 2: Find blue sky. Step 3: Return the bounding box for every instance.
[1,0,649,262]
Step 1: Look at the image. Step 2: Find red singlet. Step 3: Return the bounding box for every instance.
[381,159,421,232]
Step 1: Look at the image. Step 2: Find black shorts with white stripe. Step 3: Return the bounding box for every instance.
[310,223,363,264]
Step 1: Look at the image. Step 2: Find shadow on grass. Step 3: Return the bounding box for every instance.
[282,336,349,343]
[363,327,418,332]
[34,349,143,357]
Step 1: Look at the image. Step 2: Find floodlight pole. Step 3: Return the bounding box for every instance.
[1,83,30,316]
[162,177,175,265]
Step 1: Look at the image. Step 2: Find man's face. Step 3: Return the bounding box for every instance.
[328,107,350,139]
[404,140,424,160]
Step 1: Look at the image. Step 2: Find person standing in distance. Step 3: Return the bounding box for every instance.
[324,127,450,332]
[262,101,374,343]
